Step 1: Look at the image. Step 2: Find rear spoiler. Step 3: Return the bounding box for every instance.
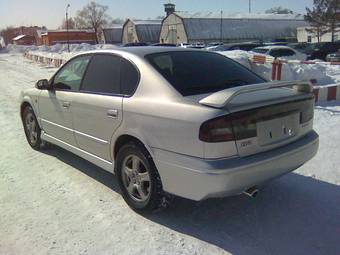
[199,81,313,108]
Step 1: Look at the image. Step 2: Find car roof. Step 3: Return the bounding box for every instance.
[77,46,202,58]
[224,42,260,46]
[254,45,294,50]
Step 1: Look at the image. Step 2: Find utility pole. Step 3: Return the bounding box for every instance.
[66,4,70,53]
[249,0,251,14]
[220,10,223,43]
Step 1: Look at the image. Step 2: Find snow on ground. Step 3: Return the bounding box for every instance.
[0,53,340,255]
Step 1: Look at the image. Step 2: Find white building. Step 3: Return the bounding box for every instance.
[160,12,307,44]
[122,19,162,44]
[297,26,340,43]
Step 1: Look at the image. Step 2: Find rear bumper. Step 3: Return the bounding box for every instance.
[153,131,319,201]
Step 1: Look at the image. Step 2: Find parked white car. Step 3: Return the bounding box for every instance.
[251,46,307,61]
[20,47,318,212]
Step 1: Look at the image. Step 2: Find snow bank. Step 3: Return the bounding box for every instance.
[281,62,336,85]
[2,43,118,58]
[219,50,253,69]
[219,50,340,86]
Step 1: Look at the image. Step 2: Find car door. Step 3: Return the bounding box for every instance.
[71,54,137,161]
[38,55,91,145]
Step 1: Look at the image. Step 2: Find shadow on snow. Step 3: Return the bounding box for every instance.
[43,146,340,255]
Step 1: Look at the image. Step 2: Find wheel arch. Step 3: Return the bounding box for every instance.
[113,134,154,163]
[20,101,33,119]
[20,99,42,129]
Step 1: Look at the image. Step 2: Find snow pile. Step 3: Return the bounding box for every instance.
[0,44,39,53]
[219,50,340,85]
[219,50,253,69]
[2,43,118,58]
[282,63,336,85]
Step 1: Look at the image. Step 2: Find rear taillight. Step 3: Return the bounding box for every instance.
[199,116,235,143]
[300,100,314,124]
[199,114,257,143]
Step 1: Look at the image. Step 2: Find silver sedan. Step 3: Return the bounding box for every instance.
[20,47,319,211]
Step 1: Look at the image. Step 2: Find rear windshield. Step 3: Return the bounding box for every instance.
[252,48,269,54]
[145,51,265,96]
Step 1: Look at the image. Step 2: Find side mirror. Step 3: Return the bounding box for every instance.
[35,79,51,90]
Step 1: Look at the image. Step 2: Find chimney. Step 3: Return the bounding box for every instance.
[164,3,175,16]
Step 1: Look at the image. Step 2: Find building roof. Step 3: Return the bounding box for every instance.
[36,29,48,38]
[170,12,307,41]
[174,11,305,20]
[12,34,31,41]
[132,19,162,25]
[42,29,94,35]
[103,26,123,44]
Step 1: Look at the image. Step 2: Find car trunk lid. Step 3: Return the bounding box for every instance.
[195,81,315,157]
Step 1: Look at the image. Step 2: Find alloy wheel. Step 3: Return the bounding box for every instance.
[25,112,38,144]
[122,155,151,202]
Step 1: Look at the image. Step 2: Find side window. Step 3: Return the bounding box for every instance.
[53,55,91,91]
[120,58,139,96]
[269,50,280,58]
[270,49,295,58]
[285,49,296,56]
[81,54,120,94]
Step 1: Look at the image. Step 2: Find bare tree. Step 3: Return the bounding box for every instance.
[265,6,294,14]
[59,18,76,30]
[305,0,340,42]
[74,1,111,43]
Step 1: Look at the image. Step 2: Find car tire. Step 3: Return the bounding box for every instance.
[116,142,171,212]
[22,105,42,150]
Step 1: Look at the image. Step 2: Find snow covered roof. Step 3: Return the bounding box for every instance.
[170,12,307,41]
[131,19,162,25]
[12,35,28,41]
[174,11,305,20]
[103,26,123,44]
[36,29,48,38]
[43,29,94,34]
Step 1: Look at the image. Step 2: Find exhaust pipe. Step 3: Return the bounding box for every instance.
[243,187,259,198]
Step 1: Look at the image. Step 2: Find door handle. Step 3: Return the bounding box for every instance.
[107,109,118,118]
[62,101,70,108]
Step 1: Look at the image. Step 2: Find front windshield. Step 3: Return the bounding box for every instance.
[146,51,265,96]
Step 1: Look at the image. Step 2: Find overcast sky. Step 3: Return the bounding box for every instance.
[0,0,313,29]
